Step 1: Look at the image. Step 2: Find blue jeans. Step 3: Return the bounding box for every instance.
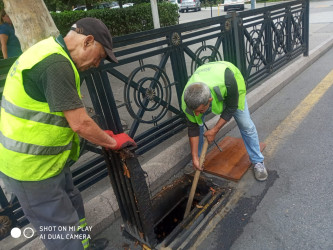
[198,99,264,164]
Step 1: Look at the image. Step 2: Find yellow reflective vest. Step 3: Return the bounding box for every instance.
[181,61,246,125]
[0,37,81,181]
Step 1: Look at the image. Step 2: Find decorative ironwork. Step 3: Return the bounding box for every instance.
[225,19,232,31]
[191,45,223,74]
[245,27,266,69]
[124,65,172,124]
[273,20,287,55]
[266,11,271,19]
[171,32,181,46]
[0,216,11,238]
[238,18,243,27]
[291,11,303,48]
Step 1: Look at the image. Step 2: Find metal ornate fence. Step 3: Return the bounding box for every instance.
[0,0,309,242]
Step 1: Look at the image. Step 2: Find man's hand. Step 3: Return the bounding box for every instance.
[204,129,217,144]
[105,130,136,150]
[192,155,202,171]
[204,117,227,144]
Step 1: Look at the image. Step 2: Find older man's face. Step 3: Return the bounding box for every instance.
[194,102,210,116]
[75,38,107,71]
[193,97,212,116]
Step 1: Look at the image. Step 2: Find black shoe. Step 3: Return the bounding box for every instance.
[90,238,109,250]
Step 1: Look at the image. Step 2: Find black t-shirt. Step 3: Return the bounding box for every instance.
[22,53,83,112]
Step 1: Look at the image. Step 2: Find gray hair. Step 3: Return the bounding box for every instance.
[184,82,211,110]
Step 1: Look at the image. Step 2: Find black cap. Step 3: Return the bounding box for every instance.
[71,17,118,63]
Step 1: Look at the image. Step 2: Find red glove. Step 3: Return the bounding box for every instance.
[105,130,136,150]
[105,130,115,137]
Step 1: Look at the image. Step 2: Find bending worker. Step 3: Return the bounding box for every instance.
[181,61,267,181]
[0,18,135,249]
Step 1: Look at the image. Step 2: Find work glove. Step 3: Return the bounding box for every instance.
[104,130,136,150]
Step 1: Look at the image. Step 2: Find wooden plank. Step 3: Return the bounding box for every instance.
[203,136,266,181]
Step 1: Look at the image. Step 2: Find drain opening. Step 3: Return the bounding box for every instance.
[121,173,231,249]
[150,174,229,247]
[154,197,200,243]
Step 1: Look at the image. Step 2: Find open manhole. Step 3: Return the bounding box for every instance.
[124,173,231,249]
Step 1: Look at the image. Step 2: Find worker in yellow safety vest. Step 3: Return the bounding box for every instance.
[181,61,268,181]
[0,18,136,250]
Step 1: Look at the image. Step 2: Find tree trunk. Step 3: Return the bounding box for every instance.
[3,0,59,52]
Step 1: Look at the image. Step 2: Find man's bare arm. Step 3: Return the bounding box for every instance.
[63,107,117,149]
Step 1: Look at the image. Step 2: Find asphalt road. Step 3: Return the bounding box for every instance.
[179,0,333,25]
[178,1,291,24]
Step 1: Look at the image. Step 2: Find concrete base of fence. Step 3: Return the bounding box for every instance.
[2,34,333,250]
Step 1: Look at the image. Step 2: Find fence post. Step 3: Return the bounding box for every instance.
[223,17,235,65]
[286,5,292,60]
[303,0,310,56]
[168,31,189,106]
[264,10,273,73]
[231,12,247,83]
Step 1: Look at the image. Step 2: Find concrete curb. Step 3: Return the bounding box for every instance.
[3,36,332,250]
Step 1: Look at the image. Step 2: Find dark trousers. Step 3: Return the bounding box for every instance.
[1,166,86,250]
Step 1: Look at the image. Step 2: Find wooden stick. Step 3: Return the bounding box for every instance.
[184,138,209,218]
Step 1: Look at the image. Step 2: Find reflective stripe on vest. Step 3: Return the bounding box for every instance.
[1,96,70,127]
[78,218,90,249]
[0,131,73,155]
[0,37,81,181]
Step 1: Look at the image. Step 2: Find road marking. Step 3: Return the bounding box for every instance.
[264,69,333,158]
